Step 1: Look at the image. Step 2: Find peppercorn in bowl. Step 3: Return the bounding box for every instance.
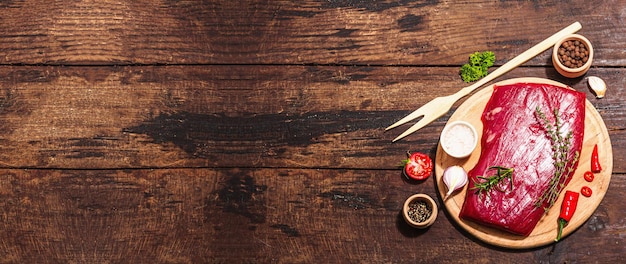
[402,193,438,229]
[552,34,593,78]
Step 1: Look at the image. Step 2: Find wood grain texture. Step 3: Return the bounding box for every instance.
[0,168,623,263]
[0,0,623,65]
[0,0,623,262]
[0,66,622,171]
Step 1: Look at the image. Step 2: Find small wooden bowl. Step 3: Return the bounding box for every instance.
[402,194,438,228]
[552,34,593,78]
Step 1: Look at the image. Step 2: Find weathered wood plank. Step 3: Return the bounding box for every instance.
[0,0,623,65]
[0,66,623,171]
[0,1,621,262]
[0,168,622,263]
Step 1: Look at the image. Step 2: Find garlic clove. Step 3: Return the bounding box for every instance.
[587,76,606,98]
[442,165,468,200]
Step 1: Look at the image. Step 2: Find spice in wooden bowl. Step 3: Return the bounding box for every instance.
[402,193,438,228]
[552,34,593,78]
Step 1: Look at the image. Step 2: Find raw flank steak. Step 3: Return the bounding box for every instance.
[459,82,586,236]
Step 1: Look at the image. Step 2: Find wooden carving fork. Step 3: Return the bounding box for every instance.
[386,22,582,142]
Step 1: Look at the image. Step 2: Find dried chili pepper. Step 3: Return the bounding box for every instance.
[555,190,579,242]
[591,144,602,173]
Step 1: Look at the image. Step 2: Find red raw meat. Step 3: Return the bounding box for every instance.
[459,82,585,236]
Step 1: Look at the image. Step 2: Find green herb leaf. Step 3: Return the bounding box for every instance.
[534,106,580,209]
[460,51,496,83]
[471,166,514,198]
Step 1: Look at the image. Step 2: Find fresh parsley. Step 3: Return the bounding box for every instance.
[460,51,495,83]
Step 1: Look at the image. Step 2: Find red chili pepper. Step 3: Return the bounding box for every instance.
[583,171,594,182]
[581,186,592,197]
[591,144,602,173]
[555,191,579,242]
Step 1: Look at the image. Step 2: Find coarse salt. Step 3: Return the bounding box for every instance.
[442,121,477,158]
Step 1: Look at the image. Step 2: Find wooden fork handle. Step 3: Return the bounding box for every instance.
[454,22,582,100]
[388,22,582,142]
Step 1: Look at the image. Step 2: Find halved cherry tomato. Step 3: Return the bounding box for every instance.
[583,171,594,182]
[403,152,433,181]
[581,186,592,197]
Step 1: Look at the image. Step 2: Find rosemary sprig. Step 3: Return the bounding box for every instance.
[534,106,580,210]
[471,166,515,198]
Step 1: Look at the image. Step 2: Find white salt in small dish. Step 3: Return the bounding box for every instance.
[440,120,478,159]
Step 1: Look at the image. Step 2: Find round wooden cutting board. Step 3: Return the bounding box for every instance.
[435,77,613,249]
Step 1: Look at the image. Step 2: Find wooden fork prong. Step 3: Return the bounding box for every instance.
[385,107,426,131]
[386,96,448,131]
[391,113,441,142]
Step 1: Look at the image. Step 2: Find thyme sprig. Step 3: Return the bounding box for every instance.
[534,106,580,210]
[471,166,515,198]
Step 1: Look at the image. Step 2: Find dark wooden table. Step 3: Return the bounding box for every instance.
[0,1,623,263]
